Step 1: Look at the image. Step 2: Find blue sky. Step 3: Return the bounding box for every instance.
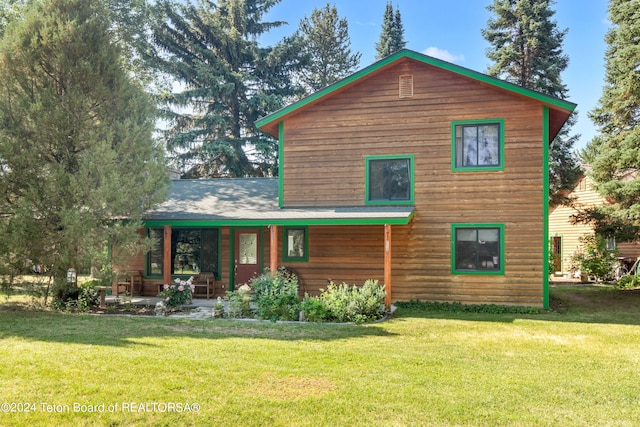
[260,0,611,149]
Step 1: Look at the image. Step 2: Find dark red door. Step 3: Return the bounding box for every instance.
[234,229,261,287]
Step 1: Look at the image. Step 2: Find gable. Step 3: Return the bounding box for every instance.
[256,49,576,141]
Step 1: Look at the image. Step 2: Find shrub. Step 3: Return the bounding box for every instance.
[224,290,246,318]
[51,281,99,312]
[250,269,300,321]
[223,285,253,318]
[615,275,639,290]
[570,234,617,281]
[300,295,331,322]
[158,276,195,309]
[303,279,387,324]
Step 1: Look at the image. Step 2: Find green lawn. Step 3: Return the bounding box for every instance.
[1,285,639,426]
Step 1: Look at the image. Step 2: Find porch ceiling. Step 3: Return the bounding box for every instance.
[144,178,414,226]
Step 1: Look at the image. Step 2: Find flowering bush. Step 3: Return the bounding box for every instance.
[158,276,195,309]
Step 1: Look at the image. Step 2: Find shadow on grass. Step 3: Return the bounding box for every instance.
[0,301,397,347]
[391,285,640,326]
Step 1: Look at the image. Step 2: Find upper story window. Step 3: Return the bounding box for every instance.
[366,155,414,204]
[452,120,504,171]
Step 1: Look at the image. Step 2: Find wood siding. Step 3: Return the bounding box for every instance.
[549,175,640,274]
[281,60,547,306]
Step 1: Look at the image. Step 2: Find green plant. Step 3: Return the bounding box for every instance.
[224,290,249,318]
[250,269,300,321]
[614,274,639,290]
[300,295,331,322]
[395,300,540,314]
[158,276,194,309]
[50,281,99,312]
[76,282,99,311]
[319,279,387,323]
[570,234,618,281]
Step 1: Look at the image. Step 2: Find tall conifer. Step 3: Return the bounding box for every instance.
[579,0,640,240]
[295,3,361,93]
[482,0,581,207]
[152,0,303,178]
[0,0,168,289]
[375,2,406,59]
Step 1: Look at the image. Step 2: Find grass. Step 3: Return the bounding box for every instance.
[1,284,640,426]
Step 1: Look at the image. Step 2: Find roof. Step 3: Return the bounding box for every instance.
[256,49,576,141]
[143,179,414,226]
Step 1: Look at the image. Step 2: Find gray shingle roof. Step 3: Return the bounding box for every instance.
[144,178,414,225]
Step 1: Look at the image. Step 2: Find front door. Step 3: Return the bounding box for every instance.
[234,229,261,287]
[552,236,562,273]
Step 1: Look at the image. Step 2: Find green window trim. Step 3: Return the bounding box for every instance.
[451,119,505,172]
[145,227,164,279]
[365,154,415,205]
[282,226,309,262]
[145,226,222,280]
[451,224,505,275]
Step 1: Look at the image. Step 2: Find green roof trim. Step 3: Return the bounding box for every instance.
[143,211,414,228]
[256,49,576,131]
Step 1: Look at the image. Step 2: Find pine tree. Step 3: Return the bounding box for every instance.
[580,0,640,240]
[375,2,406,59]
[151,0,304,178]
[482,0,582,207]
[295,3,361,93]
[390,6,407,53]
[0,0,168,290]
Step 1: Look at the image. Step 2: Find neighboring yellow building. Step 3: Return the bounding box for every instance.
[549,174,640,275]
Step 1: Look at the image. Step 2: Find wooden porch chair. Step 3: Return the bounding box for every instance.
[115,270,142,296]
[193,272,215,299]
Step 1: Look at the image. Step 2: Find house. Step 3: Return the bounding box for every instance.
[120,49,576,308]
[549,172,640,276]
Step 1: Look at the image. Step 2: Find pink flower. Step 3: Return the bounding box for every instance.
[190,285,195,291]
[174,278,181,284]
[163,284,169,290]
[178,285,184,291]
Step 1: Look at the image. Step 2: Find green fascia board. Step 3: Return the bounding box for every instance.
[142,212,414,228]
[542,107,550,309]
[255,49,576,131]
[278,121,284,208]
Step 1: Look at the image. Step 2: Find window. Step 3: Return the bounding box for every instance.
[452,120,504,171]
[606,237,616,251]
[146,228,164,276]
[366,155,414,204]
[146,227,219,277]
[452,225,504,274]
[283,227,308,262]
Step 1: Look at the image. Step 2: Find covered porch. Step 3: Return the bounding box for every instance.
[136,179,414,306]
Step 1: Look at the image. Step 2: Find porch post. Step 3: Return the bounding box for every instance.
[270,225,278,277]
[384,224,392,308]
[163,225,172,285]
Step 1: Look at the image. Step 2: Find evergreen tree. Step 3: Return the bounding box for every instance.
[482,0,582,207]
[0,0,29,35]
[375,2,406,59]
[151,0,304,178]
[0,0,168,290]
[295,3,361,93]
[580,0,640,241]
